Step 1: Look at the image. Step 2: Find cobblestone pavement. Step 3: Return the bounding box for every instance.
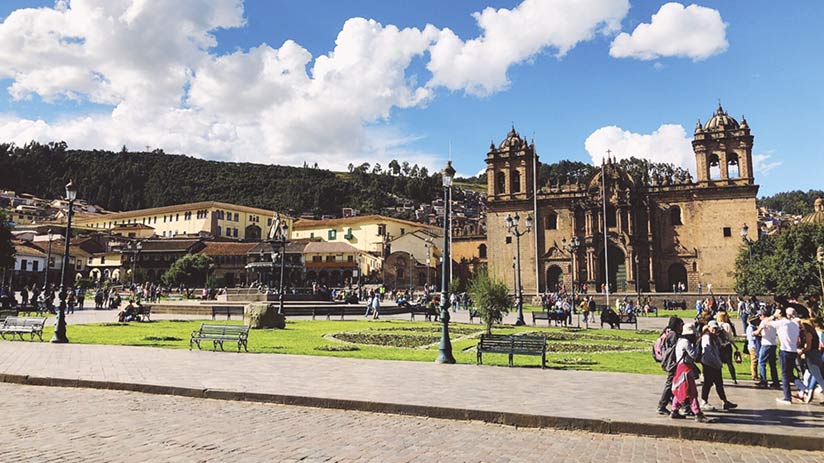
[1,383,818,463]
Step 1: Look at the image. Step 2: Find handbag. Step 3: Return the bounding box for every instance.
[733,351,743,364]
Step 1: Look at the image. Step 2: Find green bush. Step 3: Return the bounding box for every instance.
[467,269,511,335]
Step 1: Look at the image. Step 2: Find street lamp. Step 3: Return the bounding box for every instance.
[634,254,641,304]
[130,241,143,287]
[505,212,532,326]
[410,253,415,293]
[562,236,580,328]
[266,221,289,315]
[51,179,77,344]
[424,238,433,290]
[437,160,456,364]
[741,223,753,258]
[43,228,53,289]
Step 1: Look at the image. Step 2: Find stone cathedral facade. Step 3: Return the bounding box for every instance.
[485,105,759,294]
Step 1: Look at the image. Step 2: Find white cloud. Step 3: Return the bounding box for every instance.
[428,0,629,96]
[609,2,728,61]
[0,0,635,171]
[752,152,781,175]
[584,124,694,170]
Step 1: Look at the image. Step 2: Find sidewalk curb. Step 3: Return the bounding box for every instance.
[1,373,820,452]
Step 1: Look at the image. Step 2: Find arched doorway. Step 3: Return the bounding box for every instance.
[546,266,563,292]
[597,245,626,293]
[245,224,262,241]
[667,263,688,292]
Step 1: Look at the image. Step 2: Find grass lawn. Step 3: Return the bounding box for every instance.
[33,319,673,375]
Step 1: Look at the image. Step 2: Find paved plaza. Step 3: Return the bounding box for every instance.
[2,339,823,452]
[0,382,818,463]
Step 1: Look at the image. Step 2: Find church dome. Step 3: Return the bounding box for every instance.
[801,198,824,225]
[704,104,740,131]
[499,126,522,149]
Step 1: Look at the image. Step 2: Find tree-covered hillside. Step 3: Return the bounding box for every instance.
[758,190,824,215]
[0,142,441,216]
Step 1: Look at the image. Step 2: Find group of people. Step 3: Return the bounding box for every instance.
[657,303,824,423]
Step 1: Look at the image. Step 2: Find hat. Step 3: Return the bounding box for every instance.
[682,322,695,336]
[708,320,720,330]
[786,307,797,318]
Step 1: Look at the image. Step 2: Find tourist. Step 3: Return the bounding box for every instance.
[21,285,29,307]
[797,317,824,403]
[699,321,737,411]
[371,291,381,319]
[754,309,780,389]
[801,320,824,403]
[715,312,739,384]
[657,317,684,415]
[364,291,374,318]
[66,287,76,314]
[746,316,762,382]
[671,322,709,422]
[772,307,800,404]
[697,282,702,295]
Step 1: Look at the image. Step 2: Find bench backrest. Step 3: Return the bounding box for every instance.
[198,324,249,336]
[212,306,244,314]
[479,334,545,351]
[3,317,47,328]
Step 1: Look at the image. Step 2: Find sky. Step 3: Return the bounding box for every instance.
[0,1,821,196]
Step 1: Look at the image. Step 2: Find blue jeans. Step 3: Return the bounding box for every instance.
[758,345,779,385]
[806,354,824,393]
[779,350,797,401]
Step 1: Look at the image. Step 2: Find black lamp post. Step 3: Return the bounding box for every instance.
[424,238,432,290]
[562,236,580,328]
[410,253,415,293]
[267,221,289,315]
[634,254,641,303]
[130,241,143,287]
[43,228,53,289]
[51,179,76,344]
[505,212,532,326]
[436,160,456,364]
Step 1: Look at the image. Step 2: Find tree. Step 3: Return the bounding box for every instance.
[161,254,213,287]
[372,163,382,175]
[467,269,512,335]
[448,277,463,295]
[347,163,354,173]
[735,223,824,310]
[418,166,428,178]
[401,161,411,176]
[388,160,400,176]
[0,210,14,271]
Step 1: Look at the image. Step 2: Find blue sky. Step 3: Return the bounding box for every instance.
[1,1,821,195]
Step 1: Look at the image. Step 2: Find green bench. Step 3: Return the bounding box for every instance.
[190,323,250,352]
[0,316,47,342]
[476,333,547,368]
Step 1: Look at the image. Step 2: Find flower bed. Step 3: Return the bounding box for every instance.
[332,332,439,348]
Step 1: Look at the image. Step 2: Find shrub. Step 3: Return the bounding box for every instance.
[467,268,511,335]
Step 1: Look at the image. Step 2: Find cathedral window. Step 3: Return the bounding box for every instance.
[670,206,682,226]
[496,172,506,194]
[709,154,721,180]
[606,206,617,228]
[723,227,732,237]
[545,213,558,230]
[505,236,512,244]
[727,154,740,178]
[511,170,521,193]
[478,244,487,259]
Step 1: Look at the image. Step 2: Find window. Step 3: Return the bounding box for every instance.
[233,228,238,238]
[162,231,166,237]
[400,228,405,235]
[310,232,315,239]
[32,261,39,272]
[606,206,617,228]
[312,255,322,262]
[670,206,682,226]
[505,236,512,244]
[496,171,506,194]
[344,228,353,239]
[215,226,221,236]
[176,213,179,221]
[20,259,27,270]
[226,228,231,237]
[326,256,335,262]
[511,170,521,193]
[478,244,487,259]
[709,154,721,180]
[163,216,167,223]
[347,255,354,262]
[377,224,386,236]
[234,213,239,221]
[267,218,273,226]
[328,229,337,240]
[723,227,732,237]
[545,213,558,230]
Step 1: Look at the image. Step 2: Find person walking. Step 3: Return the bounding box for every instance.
[746,316,762,382]
[754,308,780,389]
[371,291,381,320]
[657,317,684,415]
[798,317,824,403]
[671,322,709,422]
[772,308,800,404]
[699,321,737,411]
[716,312,739,384]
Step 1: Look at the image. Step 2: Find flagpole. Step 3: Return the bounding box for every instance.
[602,153,610,311]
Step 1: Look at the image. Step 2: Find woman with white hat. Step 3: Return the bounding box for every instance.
[671,322,710,422]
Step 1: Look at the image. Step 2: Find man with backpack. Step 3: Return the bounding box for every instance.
[656,317,685,415]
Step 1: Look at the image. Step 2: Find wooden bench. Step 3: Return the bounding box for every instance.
[410,306,438,321]
[0,317,47,341]
[533,310,570,326]
[532,311,550,325]
[135,305,152,322]
[476,333,547,368]
[211,305,244,320]
[189,324,250,352]
[311,306,344,320]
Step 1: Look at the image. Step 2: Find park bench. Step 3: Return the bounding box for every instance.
[166,295,184,301]
[600,309,638,330]
[0,316,47,341]
[311,306,344,320]
[135,305,152,322]
[476,333,547,368]
[532,311,550,325]
[663,299,687,310]
[410,305,438,321]
[189,323,250,352]
[532,310,570,326]
[211,305,244,320]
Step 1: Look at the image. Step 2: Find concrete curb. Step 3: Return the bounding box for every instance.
[1,373,821,452]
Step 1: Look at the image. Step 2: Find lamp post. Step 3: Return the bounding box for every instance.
[267,221,289,315]
[436,160,456,364]
[505,212,533,326]
[634,254,641,304]
[562,236,580,328]
[409,253,415,293]
[130,241,143,288]
[51,179,76,344]
[43,228,53,289]
[424,238,433,290]
[511,256,517,294]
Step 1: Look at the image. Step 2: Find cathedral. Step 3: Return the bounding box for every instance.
[485,104,759,294]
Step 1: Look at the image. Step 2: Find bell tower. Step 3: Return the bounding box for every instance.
[486,126,537,201]
[692,104,755,185]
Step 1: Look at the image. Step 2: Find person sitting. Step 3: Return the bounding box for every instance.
[118,301,138,323]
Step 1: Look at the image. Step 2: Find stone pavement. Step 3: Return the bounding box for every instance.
[1,341,822,451]
[1,382,817,463]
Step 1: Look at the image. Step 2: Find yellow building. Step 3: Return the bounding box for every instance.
[74,201,290,242]
[291,215,437,256]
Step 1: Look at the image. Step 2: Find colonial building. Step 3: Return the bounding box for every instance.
[291,215,438,257]
[486,105,758,294]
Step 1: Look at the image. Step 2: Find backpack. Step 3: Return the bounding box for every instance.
[652,329,671,362]
[661,342,678,373]
[694,336,704,364]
